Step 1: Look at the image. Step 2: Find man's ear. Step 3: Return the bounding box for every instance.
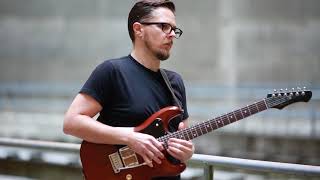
[133,22,143,39]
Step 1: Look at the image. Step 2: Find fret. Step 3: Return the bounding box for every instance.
[257,100,267,111]
[186,129,193,140]
[204,122,209,133]
[261,99,268,110]
[213,118,219,128]
[205,121,213,132]
[199,123,206,134]
[255,101,261,112]
[248,103,258,114]
[166,133,173,141]
[228,112,236,122]
[177,131,185,140]
[209,119,215,130]
[191,127,198,138]
[226,113,231,124]
[161,135,168,143]
[157,136,163,143]
[184,129,191,140]
[247,105,252,115]
[198,123,204,135]
[221,114,229,125]
[234,109,243,120]
[263,99,268,109]
[196,124,203,136]
[232,111,238,121]
[239,108,245,119]
[201,122,208,134]
[209,119,217,129]
[241,107,250,118]
[217,117,224,127]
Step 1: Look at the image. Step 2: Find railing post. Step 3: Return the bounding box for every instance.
[204,164,214,180]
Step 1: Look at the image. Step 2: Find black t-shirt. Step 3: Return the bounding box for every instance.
[80,55,188,180]
[80,55,188,130]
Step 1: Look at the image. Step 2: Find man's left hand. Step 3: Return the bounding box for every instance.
[167,122,194,162]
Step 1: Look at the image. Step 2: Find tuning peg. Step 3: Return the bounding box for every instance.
[289,92,294,96]
[292,87,295,91]
[274,89,277,93]
[295,92,300,96]
[280,89,283,92]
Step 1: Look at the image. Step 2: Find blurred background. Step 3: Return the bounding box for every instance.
[0,0,319,179]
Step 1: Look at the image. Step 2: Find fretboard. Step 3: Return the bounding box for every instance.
[158,99,269,146]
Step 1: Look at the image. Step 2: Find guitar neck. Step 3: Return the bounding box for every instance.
[158,99,269,144]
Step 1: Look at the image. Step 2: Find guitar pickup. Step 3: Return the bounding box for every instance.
[119,146,139,167]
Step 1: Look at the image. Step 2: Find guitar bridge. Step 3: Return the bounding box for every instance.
[109,146,140,174]
[109,151,124,173]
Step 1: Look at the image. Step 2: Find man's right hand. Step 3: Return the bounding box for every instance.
[127,132,165,167]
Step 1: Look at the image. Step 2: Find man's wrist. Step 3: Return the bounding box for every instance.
[117,127,134,145]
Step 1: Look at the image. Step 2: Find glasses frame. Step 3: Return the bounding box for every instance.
[139,22,183,39]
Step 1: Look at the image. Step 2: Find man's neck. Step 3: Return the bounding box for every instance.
[131,48,160,72]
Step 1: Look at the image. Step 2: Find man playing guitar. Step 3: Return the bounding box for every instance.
[63,1,194,179]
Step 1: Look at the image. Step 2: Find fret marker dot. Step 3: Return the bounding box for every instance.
[230,116,233,118]
[193,134,196,137]
[244,111,247,113]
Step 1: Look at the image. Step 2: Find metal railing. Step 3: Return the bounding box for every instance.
[0,137,319,179]
[189,154,320,179]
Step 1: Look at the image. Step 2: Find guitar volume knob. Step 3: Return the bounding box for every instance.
[126,174,133,180]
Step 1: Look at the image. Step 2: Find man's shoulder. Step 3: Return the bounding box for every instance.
[94,55,131,72]
[100,55,131,66]
[162,69,183,81]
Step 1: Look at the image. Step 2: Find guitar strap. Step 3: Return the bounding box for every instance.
[160,68,183,111]
[160,68,184,166]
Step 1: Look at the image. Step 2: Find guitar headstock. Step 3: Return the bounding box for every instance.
[266,87,312,109]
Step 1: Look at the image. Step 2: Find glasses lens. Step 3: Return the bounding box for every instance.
[174,28,183,38]
[161,23,172,34]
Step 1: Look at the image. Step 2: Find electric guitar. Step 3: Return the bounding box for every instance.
[80,88,312,180]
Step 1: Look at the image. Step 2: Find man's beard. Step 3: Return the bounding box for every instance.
[144,37,171,61]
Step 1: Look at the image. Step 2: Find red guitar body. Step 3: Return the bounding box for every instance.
[80,106,186,180]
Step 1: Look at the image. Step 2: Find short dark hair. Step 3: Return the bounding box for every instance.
[128,0,176,42]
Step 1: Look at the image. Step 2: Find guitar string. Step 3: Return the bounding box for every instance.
[159,97,279,143]
[160,91,308,144]
[158,95,294,143]
[163,90,310,143]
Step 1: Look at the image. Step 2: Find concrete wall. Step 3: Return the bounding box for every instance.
[0,0,319,85]
[0,0,319,166]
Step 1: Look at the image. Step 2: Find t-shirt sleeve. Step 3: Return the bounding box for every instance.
[79,61,114,106]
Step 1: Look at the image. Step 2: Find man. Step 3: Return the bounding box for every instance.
[63,0,194,179]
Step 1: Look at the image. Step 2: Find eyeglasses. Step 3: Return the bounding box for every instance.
[140,22,183,39]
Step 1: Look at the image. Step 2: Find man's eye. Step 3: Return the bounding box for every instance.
[163,24,171,30]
